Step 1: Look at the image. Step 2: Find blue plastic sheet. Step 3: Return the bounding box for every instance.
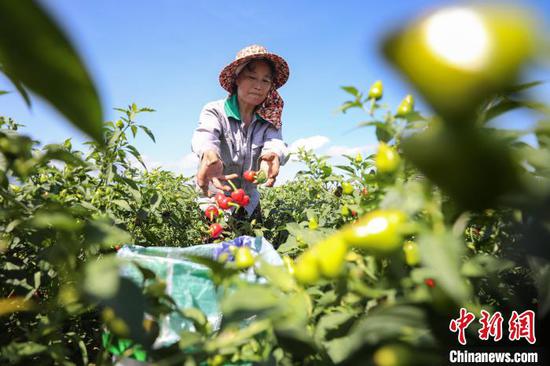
[116,236,283,348]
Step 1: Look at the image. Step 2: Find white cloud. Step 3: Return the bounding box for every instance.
[325,144,377,158]
[288,135,330,153]
[274,160,304,185]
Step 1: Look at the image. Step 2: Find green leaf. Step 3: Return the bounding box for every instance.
[149,192,162,211]
[130,124,138,138]
[323,305,432,364]
[205,319,271,352]
[255,261,297,292]
[314,310,357,345]
[41,144,87,166]
[84,220,131,249]
[273,325,317,358]
[380,180,426,214]
[528,257,550,318]
[117,175,140,190]
[402,127,520,210]
[375,124,393,143]
[84,255,120,299]
[180,307,208,334]
[505,80,545,93]
[277,236,299,254]
[0,1,103,143]
[113,199,132,212]
[126,186,142,204]
[462,255,514,277]
[107,130,122,146]
[403,111,427,123]
[335,165,356,174]
[337,100,362,114]
[30,212,84,231]
[418,232,471,305]
[101,278,148,347]
[1,342,47,362]
[0,65,31,107]
[133,263,157,282]
[357,120,384,128]
[138,125,156,143]
[126,144,146,170]
[178,331,203,350]
[221,286,280,321]
[183,255,239,285]
[340,86,360,98]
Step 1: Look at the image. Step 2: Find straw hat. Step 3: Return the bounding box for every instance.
[219,44,289,92]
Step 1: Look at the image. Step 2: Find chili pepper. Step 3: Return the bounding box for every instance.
[294,250,320,285]
[282,255,295,275]
[231,188,246,203]
[214,192,227,205]
[243,170,256,183]
[239,195,250,207]
[316,234,349,278]
[209,223,223,238]
[396,94,414,117]
[425,278,436,288]
[342,209,407,254]
[403,240,420,266]
[341,182,354,195]
[368,80,383,100]
[204,205,220,221]
[235,246,255,269]
[217,196,235,210]
[341,206,350,217]
[375,143,401,173]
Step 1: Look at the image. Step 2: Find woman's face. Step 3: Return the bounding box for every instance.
[235,60,273,107]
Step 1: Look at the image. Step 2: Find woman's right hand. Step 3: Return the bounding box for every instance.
[196,150,238,196]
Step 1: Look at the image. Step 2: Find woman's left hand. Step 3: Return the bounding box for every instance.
[259,153,280,187]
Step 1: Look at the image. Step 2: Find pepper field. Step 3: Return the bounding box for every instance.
[1,2,549,365]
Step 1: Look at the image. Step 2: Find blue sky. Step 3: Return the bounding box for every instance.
[1,0,549,182]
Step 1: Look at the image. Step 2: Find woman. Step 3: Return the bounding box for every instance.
[191,45,290,218]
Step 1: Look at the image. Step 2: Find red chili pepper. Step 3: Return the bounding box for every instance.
[240,195,250,207]
[243,170,256,183]
[218,196,234,210]
[231,189,246,204]
[209,223,223,238]
[424,278,436,288]
[204,205,220,221]
[214,192,227,205]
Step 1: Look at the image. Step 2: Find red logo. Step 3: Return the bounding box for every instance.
[478,310,503,342]
[449,308,536,345]
[508,310,536,344]
[449,308,476,345]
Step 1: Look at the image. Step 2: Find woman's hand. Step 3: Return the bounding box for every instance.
[196,150,238,196]
[259,152,280,187]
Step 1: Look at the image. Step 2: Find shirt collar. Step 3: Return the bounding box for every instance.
[224,93,266,123]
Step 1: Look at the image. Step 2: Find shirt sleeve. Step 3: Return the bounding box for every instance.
[261,125,289,165]
[191,104,223,160]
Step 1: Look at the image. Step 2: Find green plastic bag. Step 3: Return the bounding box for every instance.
[115,236,283,349]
